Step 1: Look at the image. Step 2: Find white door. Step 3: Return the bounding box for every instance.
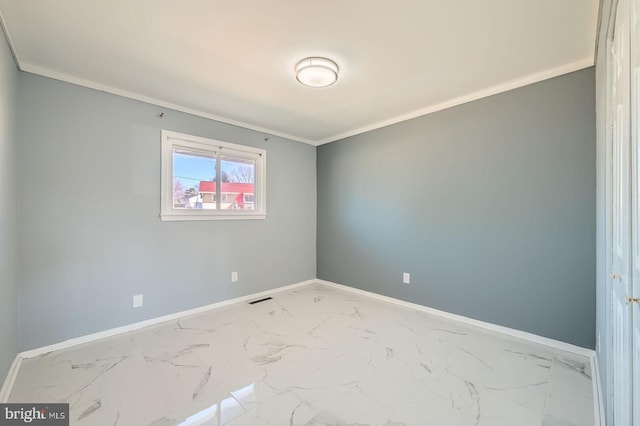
[631,0,640,423]
[611,0,633,423]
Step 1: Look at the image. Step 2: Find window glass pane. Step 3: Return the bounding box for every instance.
[173,149,216,210]
[221,155,256,210]
[161,131,265,221]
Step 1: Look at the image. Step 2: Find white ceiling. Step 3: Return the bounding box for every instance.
[0,1,599,145]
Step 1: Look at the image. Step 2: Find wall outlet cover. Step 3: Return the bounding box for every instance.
[133,294,143,308]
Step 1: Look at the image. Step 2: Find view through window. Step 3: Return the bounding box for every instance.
[161,131,266,221]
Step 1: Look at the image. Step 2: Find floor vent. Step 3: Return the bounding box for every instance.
[248,297,273,305]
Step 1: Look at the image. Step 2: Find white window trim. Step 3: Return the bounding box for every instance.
[161,130,266,221]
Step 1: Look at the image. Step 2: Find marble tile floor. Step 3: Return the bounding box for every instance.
[7,283,596,426]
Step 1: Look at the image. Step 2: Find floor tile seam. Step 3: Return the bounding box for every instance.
[286,385,347,420]
[539,356,557,423]
[480,386,548,418]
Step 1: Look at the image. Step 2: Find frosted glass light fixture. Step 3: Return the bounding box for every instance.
[295,57,339,88]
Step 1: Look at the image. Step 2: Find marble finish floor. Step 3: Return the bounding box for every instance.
[8,284,595,426]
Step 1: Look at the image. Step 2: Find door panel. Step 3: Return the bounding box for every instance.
[611,0,633,424]
[630,0,640,423]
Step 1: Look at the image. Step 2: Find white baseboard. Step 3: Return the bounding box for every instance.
[317,279,603,425]
[19,278,597,359]
[317,279,595,357]
[0,355,22,403]
[2,279,313,400]
[19,279,316,359]
[4,277,602,422]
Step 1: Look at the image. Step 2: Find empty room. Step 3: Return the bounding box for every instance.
[0,1,636,425]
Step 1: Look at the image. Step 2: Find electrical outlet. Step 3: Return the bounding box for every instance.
[231,272,238,283]
[133,294,143,308]
[403,272,410,284]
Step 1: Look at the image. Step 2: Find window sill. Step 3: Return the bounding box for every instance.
[160,213,267,222]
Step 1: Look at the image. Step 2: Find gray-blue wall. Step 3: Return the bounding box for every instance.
[317,68,596,349]
[16,74,316,350]
[0,27,18,379]
[5,56,597,358]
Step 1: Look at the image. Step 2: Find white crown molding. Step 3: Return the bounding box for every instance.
[315,57,596,145]
[17,62,317,146]
[0,7,21,69]
[13,57,593,147]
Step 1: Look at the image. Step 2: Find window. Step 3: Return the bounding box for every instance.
[161,130,266,221]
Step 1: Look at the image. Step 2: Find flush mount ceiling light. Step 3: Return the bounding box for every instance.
[295,57,339,88]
